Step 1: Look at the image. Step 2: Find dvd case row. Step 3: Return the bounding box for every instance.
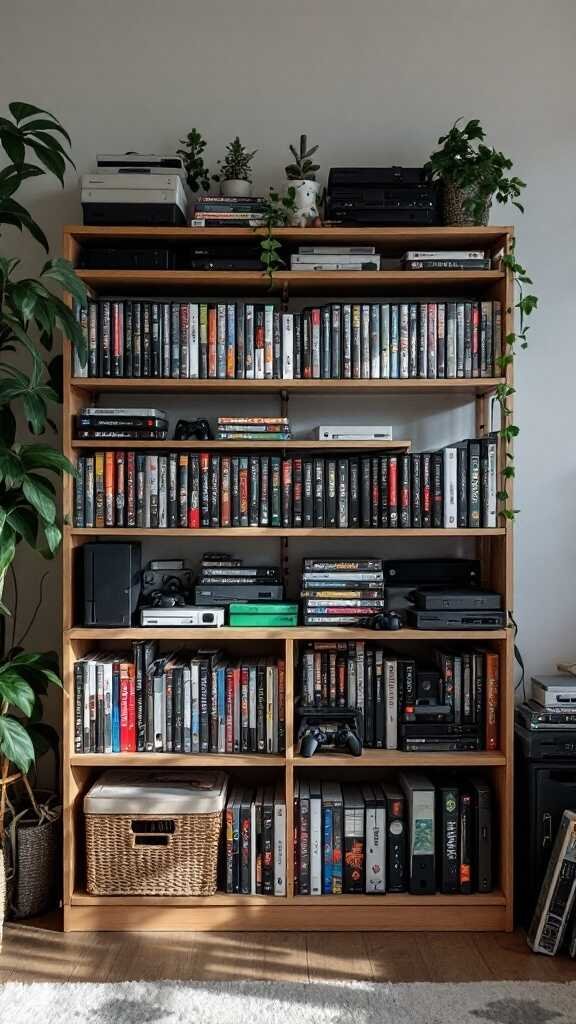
[294,773,494,895]
[74,646,285,754]
[73,441,498,530]
[225,783,285,896]
[299,642,499,752]
[72,299,502,381]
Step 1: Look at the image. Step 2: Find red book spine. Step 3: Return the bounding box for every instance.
[471,303,480,377]
[126,663,136,752]
[240,665,249,751]
[232,667,241,753]
[188,454,200,528]
[126,451,136,526]
[485,652,499,750]
[104,451,115,526]
[199,452,210,527]
[388,455,398,526]
[119,664,130,751]
[221,455,231,527]
[239,462,248,524]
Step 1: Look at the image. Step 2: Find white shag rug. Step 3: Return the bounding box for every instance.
[1,980,576,1024]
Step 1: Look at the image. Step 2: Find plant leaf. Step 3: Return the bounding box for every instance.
[22,475,56,523]
[0,672,36,715]
[0,715,35,772]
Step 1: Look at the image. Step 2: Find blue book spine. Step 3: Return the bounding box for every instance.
[322,806,333,895]
[217,666,226,752]
[112,663,120,753]
[226,303,236,378]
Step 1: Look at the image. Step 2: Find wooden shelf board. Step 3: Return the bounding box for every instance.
[68,526,506,538]
[70,377,506,395]
[66,224,513,248]
[70,753,284,767]
[66,626,509,641]
[76,268,504,294]
[293,751,507,767]
[71,439,412,451]
[70,888,506,907]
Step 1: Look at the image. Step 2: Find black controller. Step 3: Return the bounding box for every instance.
[296,707,363,758]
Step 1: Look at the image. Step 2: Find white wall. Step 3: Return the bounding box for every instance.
[2,0,576,771]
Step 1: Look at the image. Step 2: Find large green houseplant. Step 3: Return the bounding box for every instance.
[0,102,86,780]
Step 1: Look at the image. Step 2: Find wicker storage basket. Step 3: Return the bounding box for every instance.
[84,770,228,897]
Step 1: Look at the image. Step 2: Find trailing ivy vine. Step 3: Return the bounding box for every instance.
[495,240,538,520]
[257,187,296,284]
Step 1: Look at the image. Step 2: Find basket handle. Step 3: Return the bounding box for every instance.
[130,818,175,848]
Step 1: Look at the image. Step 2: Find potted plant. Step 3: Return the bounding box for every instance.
[214,136,257,198]
[176,128,212,193]
[285,134,322,226]
[426,118,526,226]
[0,101,87,927]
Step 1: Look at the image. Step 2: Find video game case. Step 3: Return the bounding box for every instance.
[528,810,576,955]
[437,781,459,893]
[382,783,406,892]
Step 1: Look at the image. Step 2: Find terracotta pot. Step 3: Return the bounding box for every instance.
[442,183,491,226]
[221,179,252,198]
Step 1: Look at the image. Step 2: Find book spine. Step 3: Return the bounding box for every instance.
[226,302,236,379]
[264,305,274,379]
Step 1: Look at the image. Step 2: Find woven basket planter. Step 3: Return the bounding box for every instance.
[442,183,490,226]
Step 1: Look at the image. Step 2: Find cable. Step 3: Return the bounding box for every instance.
[508,610,526,701]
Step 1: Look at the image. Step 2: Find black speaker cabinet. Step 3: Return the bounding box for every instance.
[78,542,141,626]
[515,731,576,926]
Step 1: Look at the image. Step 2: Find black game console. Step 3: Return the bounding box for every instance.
[79,542,141,626]
[79,247,175,270]
[407,609,506,630]
[326,167,440,226]
[194,584,285,605]
[515,723,576,760]
[297,707,363,757]
[411,589,502,611]
[384,558,481,613]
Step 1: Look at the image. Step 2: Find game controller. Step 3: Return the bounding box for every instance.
[299,723,363,758]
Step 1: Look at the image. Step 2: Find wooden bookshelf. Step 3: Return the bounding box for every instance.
[61,224,514,933]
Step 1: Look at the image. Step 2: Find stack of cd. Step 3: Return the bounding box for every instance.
[300,559,385,626]
[76,406,168,441]
[194,554,284,607]
[216,417,291,441]
[190,195,267,227]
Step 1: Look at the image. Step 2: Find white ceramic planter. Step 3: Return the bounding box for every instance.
[289,179,322,226]
[221,179,252,198]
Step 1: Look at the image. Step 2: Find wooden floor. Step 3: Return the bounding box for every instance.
[0,916,574,983]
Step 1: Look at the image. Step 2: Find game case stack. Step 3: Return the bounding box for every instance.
[216,416,291,441]
[73,298,502,381]
[293,773,494,896]
[290,245,381,271]
[402,250,492,270]
[298,641,498,751]
[74,645,285,755]
[74,443,497,531]
[190,195,267,227]
[224,783,286,895]
[194,555,284,606]
[300,559,385,626]
[76,407,168,441]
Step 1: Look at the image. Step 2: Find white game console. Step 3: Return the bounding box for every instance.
[81,173,188,226]
[313,424,393,441]
[96,153,186,180]
[532,675,576,708]
[140,606,225,628]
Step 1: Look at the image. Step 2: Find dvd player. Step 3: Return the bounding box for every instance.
[140,606,225,627]
[407,609,506,629]
[411,589,502,611]
[194,585,284,605]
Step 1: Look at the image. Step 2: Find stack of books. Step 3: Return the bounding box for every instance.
[76,407,168,441]
[194,556,284,606]
[290,245,380,271]
[299,641,499,751]
[294,774,494,896]
[402,249,492,270]
[216,416,291,441]
[229,603,298,628]
[225,783,286,895]
[73,644,286,755]
[300,559,385,626]
[190,195,267,227]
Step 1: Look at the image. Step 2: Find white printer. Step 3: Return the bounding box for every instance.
[81,169,188,226]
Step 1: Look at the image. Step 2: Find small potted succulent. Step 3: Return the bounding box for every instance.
[426,118,526,226]
[176,129,212,193]
[214,136,257,198]
[285,134,321,226]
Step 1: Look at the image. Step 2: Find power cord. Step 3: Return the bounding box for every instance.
[508,610,526,701]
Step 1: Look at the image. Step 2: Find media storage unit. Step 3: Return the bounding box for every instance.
[62,224,515,931]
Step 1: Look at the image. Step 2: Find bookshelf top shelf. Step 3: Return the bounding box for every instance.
[65,224,514,249]
[66,626,509,641]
